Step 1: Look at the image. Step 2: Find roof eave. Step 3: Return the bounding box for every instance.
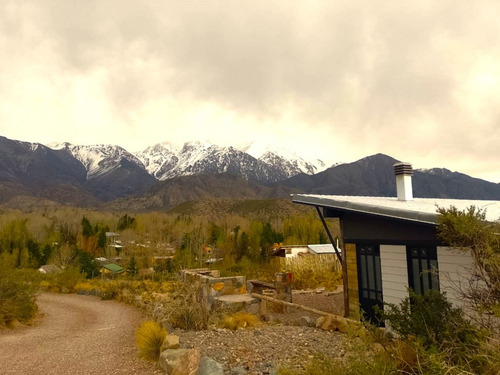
[291,194,438,225]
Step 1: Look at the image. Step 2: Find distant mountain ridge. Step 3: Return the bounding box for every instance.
[0,136,499,209]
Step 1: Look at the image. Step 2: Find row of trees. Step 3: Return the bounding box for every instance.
[0,208,337,277]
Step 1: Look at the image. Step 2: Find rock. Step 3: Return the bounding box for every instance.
[163,335,180,350]
[162,320,174,333]
[317,315,349,332]
[197,357,223,375]
[159,348,200,375]
[231,366,247,374]
[315,287,326,294]
[298,316,312,327]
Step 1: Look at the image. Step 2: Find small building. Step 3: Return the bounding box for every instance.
[292,162,500,324]
[100,263,125,277]
[38,264,62,274]
[273,244,339,258]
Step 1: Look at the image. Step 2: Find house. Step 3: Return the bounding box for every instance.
[100,263,125,277]
[292,162,500,324]
[272,244,338,258]
[38,264,62,274]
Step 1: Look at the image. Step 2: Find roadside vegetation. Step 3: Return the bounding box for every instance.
[2,203,497,374]
[0,205,338,327]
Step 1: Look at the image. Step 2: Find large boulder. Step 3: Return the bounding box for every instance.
[197,357,223,375]
[159,348,200,375]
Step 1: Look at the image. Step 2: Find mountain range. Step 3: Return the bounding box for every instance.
[0,135,498,210]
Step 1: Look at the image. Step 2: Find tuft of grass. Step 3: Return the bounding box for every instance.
[221,312,259,330]
[136,320,168,361]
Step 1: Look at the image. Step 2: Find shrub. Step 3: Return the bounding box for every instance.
[221,312,259,330]
[162,281,218,330]
[136,320,168,361]
[0,264,39,326]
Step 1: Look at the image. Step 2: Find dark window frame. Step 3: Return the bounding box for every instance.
[406,246,440,295]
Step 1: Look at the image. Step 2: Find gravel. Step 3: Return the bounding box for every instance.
[174,290,347,374]
[0,293,162,375]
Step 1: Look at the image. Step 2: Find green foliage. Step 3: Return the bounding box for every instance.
[81,216,94,237]
[379,289,496,374]
[128,255,138,277]
[380,290,482,349]
[438,205,500,316]
[117,214,136,231]
[77,250,99,278]
[136,320,168,361]
[41,266,85,292]
[0,263,40,326]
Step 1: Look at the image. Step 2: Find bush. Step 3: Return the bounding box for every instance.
[379,290,483,349]
[136,320,168,361]
[162,281,218,330]
[0,264,39,326]
[221,312,259,330]
[379,289,498,374]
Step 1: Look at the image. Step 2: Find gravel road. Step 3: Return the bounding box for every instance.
[0,293,162,375]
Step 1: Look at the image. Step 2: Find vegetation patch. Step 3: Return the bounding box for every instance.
[136,320,168,361]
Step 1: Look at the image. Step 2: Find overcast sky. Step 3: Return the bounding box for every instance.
[1,1,499,182]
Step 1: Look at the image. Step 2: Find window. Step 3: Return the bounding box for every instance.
[407,246,439,295]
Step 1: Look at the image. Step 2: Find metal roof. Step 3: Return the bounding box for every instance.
[292,194,500,225]
[307,244,338,254]
[101,263,125,273]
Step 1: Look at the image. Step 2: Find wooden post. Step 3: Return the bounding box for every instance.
[339,218,350,318]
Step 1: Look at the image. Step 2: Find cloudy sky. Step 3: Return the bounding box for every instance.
[1,1,499,182]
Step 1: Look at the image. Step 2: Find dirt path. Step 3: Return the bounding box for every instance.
[0,293,161,375]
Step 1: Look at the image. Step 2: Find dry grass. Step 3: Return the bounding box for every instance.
[136,320,168,361]
[221,312,260,330]
[276,254,342,290]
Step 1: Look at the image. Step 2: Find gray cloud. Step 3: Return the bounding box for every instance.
[0,0,499,181]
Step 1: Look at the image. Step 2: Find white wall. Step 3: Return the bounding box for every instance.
[437,246,473,308]
[380,245,409,306]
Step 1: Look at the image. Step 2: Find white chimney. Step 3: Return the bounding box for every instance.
[394,162,413,201]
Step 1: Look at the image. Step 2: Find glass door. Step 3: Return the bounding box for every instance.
[357,244,383,325]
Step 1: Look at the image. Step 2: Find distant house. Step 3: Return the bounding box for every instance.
[272,244,339,258]
[100,263,125,277]
[38,264,62,274]
[292,162,500,324]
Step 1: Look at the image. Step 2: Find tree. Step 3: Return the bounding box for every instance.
[437,206,500,331]
[127,255,138,277]
[81,217,93,238]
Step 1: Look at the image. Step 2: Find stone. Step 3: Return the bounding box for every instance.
[197,357,223,375]
[231,366,247,375]
[162,320,174,333]
[159,348,200,375]
[299,316,312,327]
[315,287,326,294]
[163,335,180,350]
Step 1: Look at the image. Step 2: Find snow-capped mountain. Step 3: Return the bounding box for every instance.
[134,142,179,179]
[135,140,326,182]
[135,141,289,183]
[239,141,326,177]
[53,143,145,179]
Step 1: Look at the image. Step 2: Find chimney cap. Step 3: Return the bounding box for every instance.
[394,162,413,176]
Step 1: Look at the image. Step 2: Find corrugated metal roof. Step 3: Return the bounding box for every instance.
[307,244,338,254]
[102,263,125,273]
[292,194,500,224]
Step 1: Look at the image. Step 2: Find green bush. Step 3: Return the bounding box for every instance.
[0,264,39,326]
